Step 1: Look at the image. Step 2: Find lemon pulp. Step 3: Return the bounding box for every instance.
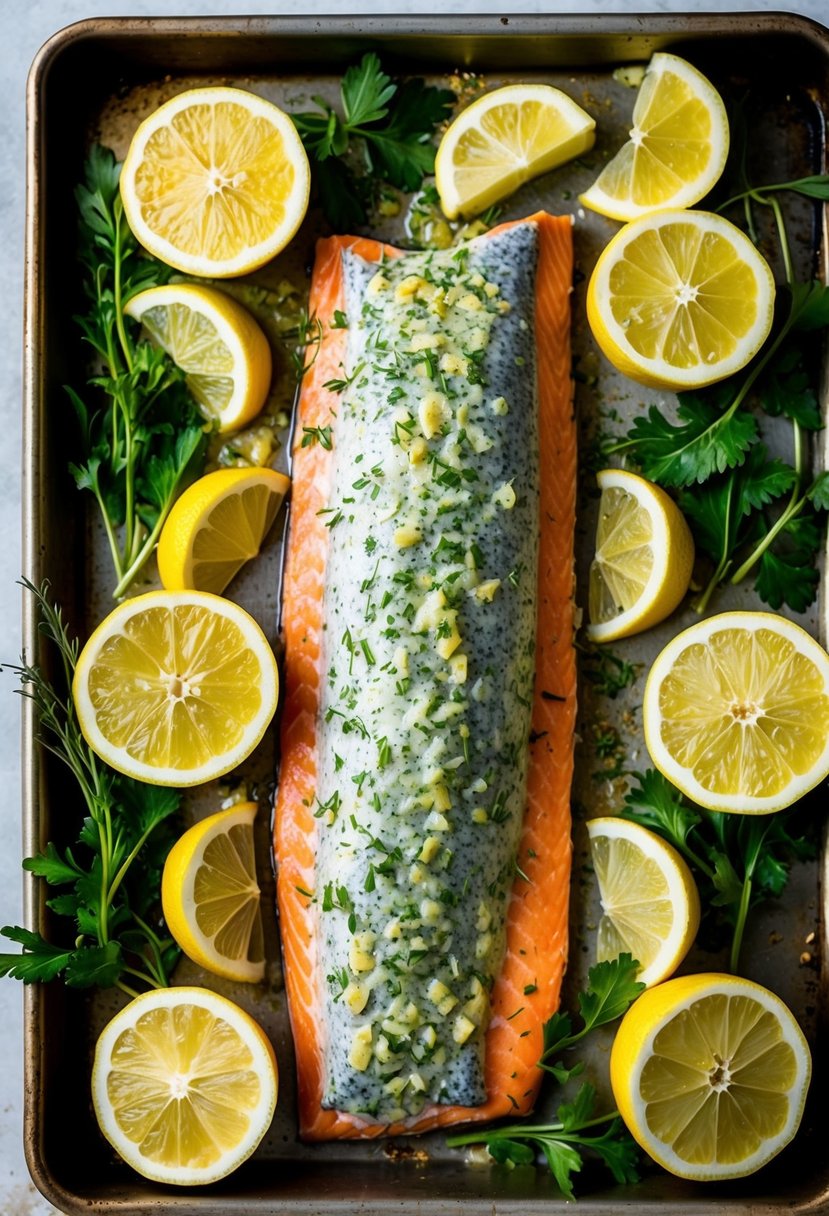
[590,485,655,622]
[163,804,265,982]
[588,817,699,987]
[656,624,829,802]
[581,52,729,220]
[587,210,776,391]
[587,469,694,643]
[93,987,278,1184]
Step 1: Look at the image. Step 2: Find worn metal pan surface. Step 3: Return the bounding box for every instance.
[23,13,829,1214]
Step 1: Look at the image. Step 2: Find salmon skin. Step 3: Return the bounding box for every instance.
[275,212,576,1139]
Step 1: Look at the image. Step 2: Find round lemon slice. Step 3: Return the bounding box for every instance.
[125,284,273,433]
[644,611,829,814]
[587,817,699,987]
[162,802,265,983]
[157,467,290,595]
[435,83,596,220]
[587,468,694,643]
[581,53,729,221]
[72,590,278,787]
[92,986,278,1185]
[120,86,310,277]
[586,209,776,391]
[610,972,811,1180]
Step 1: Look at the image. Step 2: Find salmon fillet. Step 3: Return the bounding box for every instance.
[275,212,576,1139]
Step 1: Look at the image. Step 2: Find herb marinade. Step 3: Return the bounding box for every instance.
[312,224,541,1120]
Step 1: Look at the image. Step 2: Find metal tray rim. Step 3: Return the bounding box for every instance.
[22,11,829,1215]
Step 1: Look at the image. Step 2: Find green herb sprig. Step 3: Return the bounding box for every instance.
[69,146,206,599]
[0,582,180,995]
[292,54,455,229]
[620,769,814,973]
[447,956,644,1198]
[608,173,829,614]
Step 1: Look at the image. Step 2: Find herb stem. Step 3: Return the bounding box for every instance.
[730,422,804,585]
[730,874,753,974]
[120,964,162,991]
[446,1109,621,1148]
[117,979,142,999]
[113,204,134,375]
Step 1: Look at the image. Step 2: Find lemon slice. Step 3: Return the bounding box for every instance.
[587,468,694,643]
[120,86,310,277]
[587,817,699,987]
[157,467,290,595]
[435,83,595,220]
[581,53,729,221]
[73,590,278,787]
[644,611,829,814]
[125,284,273,433]
[586,209,776,391]
[610,973,811,1180]
[162,802,265,983]
[92,986,278,1185]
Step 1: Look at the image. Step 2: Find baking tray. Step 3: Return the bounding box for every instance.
[22,13,829,1215]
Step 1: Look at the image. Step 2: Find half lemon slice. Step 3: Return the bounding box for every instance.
[587,816,700,987]
[587,468,694,643]
[162,802,265,983]
[157,467,290,595]
[610,973,811,1180]
[120,86,310,277]
[586,209,776,391]
[125,284,272,433]
[73,590,278,787]
[643,611,829,813]
[581,52,729,221]
[92,986,278,1185]
[435,83,595,219]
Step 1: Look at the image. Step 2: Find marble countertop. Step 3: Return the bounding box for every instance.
[2,2,826,1212]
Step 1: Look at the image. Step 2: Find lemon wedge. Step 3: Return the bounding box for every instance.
[587,209,776,391]
[581,53,729,221]
[587,817,699,987]
[92,986,277,1185]
[587,468,694,643]
[72,590,278,787]
[644,611,829,813]
[610,973,811,1180]
[125,284,272,433]
[157,467,289,595]
[435,83,595,220]
[120,86,310,277]
[162,802,265,983]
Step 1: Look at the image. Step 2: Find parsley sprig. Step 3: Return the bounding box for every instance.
[292,54,455,229]
[447,956,644,1198]
[68,146,206,599]
[609,173,829,614]
[0,582,180,994]
[621,770,814,973]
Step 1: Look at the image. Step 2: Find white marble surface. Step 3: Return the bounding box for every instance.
[2,1,827,1212]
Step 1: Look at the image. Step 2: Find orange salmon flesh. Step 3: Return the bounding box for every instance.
[274,212,576,1138]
